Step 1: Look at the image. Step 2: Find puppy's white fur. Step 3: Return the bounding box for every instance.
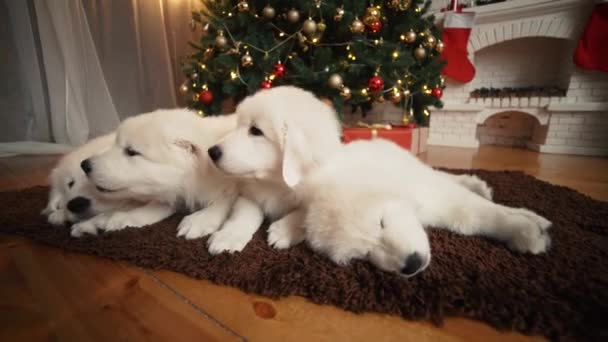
[210,86,342,251]
[71,109,257,253]
[297,139,552,277]
[42,133,125,225]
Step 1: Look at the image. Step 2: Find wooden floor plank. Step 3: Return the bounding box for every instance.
[0,240,242,342]
[151,270,542,342]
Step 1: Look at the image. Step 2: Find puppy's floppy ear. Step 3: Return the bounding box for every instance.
[174,139,200,156]
[279,121,314,188]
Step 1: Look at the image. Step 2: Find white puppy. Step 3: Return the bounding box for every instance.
[71,109,260,254]
[207,86,343,251]
[42,133,126,225]
[297,139,552,277]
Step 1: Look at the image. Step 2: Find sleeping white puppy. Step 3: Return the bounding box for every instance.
[205,86,343,252]
[296,139,552,277]
[71,109,261,254]
[42,133,128,226]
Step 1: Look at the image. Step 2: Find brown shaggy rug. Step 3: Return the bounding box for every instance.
[0,170,606,341]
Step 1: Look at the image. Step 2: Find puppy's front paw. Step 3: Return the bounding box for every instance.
[71,221,98,237]
[207,228,252,255]
[507,213,551,254]
[47,209,66,226]
[177,212,222,240]
[102,212,142,232]
[267,219,305,250]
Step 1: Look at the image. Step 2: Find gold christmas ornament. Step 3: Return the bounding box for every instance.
[414,46,426,60]
[400,0,412,11]
[237,1,249,12]
[192,93,200,101]
[340,86,352,100]
[215,31,228,48]
[334,7,345,21]
[402,88,411,97]
[190,72,199,80]
[240,52,253,67]
[424,35,437,48]
[262,5,275,19]
[328,74,344,89]
[363,7,381,25]
[435,40,445,53]
[439,76,446,87]
[287,9,300,23]
[391,90,403,104]
[179,82,189,95]
[350,17,365,34]
[302,18,317,35]
[389,0,412,11]
[402,30,416,43]
[317,21,327,33]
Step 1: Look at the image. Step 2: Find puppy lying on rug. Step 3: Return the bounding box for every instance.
[296,139,551,276]
[42,133,132,226]
[209,86,343,251]
[72,109,264,254]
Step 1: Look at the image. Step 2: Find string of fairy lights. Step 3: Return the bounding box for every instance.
[181,0,445,121]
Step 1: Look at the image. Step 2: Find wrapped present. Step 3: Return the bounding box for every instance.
[342,122,428,154]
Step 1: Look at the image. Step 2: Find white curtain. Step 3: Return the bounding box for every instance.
[0,0,201,156]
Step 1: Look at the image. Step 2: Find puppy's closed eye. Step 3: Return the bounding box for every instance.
[68,180,75,189]
[124,146,141,157]
[249,126,264,137]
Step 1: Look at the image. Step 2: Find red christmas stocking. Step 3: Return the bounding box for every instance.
[574,0,608,72]
[441,11,476,83]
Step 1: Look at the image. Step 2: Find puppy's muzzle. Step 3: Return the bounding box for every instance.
[67,196,91,214]
[207,145,222,162]
[400,252,427,277]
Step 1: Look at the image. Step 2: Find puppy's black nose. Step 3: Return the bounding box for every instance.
[80,159,92,174]
[66,196,91,214]
[401,252,425,276]
[207,145,222,162]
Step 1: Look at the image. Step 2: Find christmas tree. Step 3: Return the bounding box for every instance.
[181,0,445,125]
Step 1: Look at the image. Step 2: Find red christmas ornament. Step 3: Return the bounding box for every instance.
[431,87,443,99]
[368,76,384,92]
[260,80,273,89]
[199,90,213,105]
[369,21,382,33]
[273,63,286,78]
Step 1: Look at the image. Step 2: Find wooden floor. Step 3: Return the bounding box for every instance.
[0,146,606,342]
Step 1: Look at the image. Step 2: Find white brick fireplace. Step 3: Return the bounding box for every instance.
[429,0,608,156]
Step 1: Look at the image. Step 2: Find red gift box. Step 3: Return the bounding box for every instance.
[342,123,428,154]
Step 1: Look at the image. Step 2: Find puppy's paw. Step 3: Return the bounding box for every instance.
[267,219,305,250]
[506,214,551,254]
[71,221,98,237]
[47,209,66,226]
[102,212,142,232]
[177,212,222,240]
[463,175,493,200]
[207,228,252,255]
[515,208,552,231]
